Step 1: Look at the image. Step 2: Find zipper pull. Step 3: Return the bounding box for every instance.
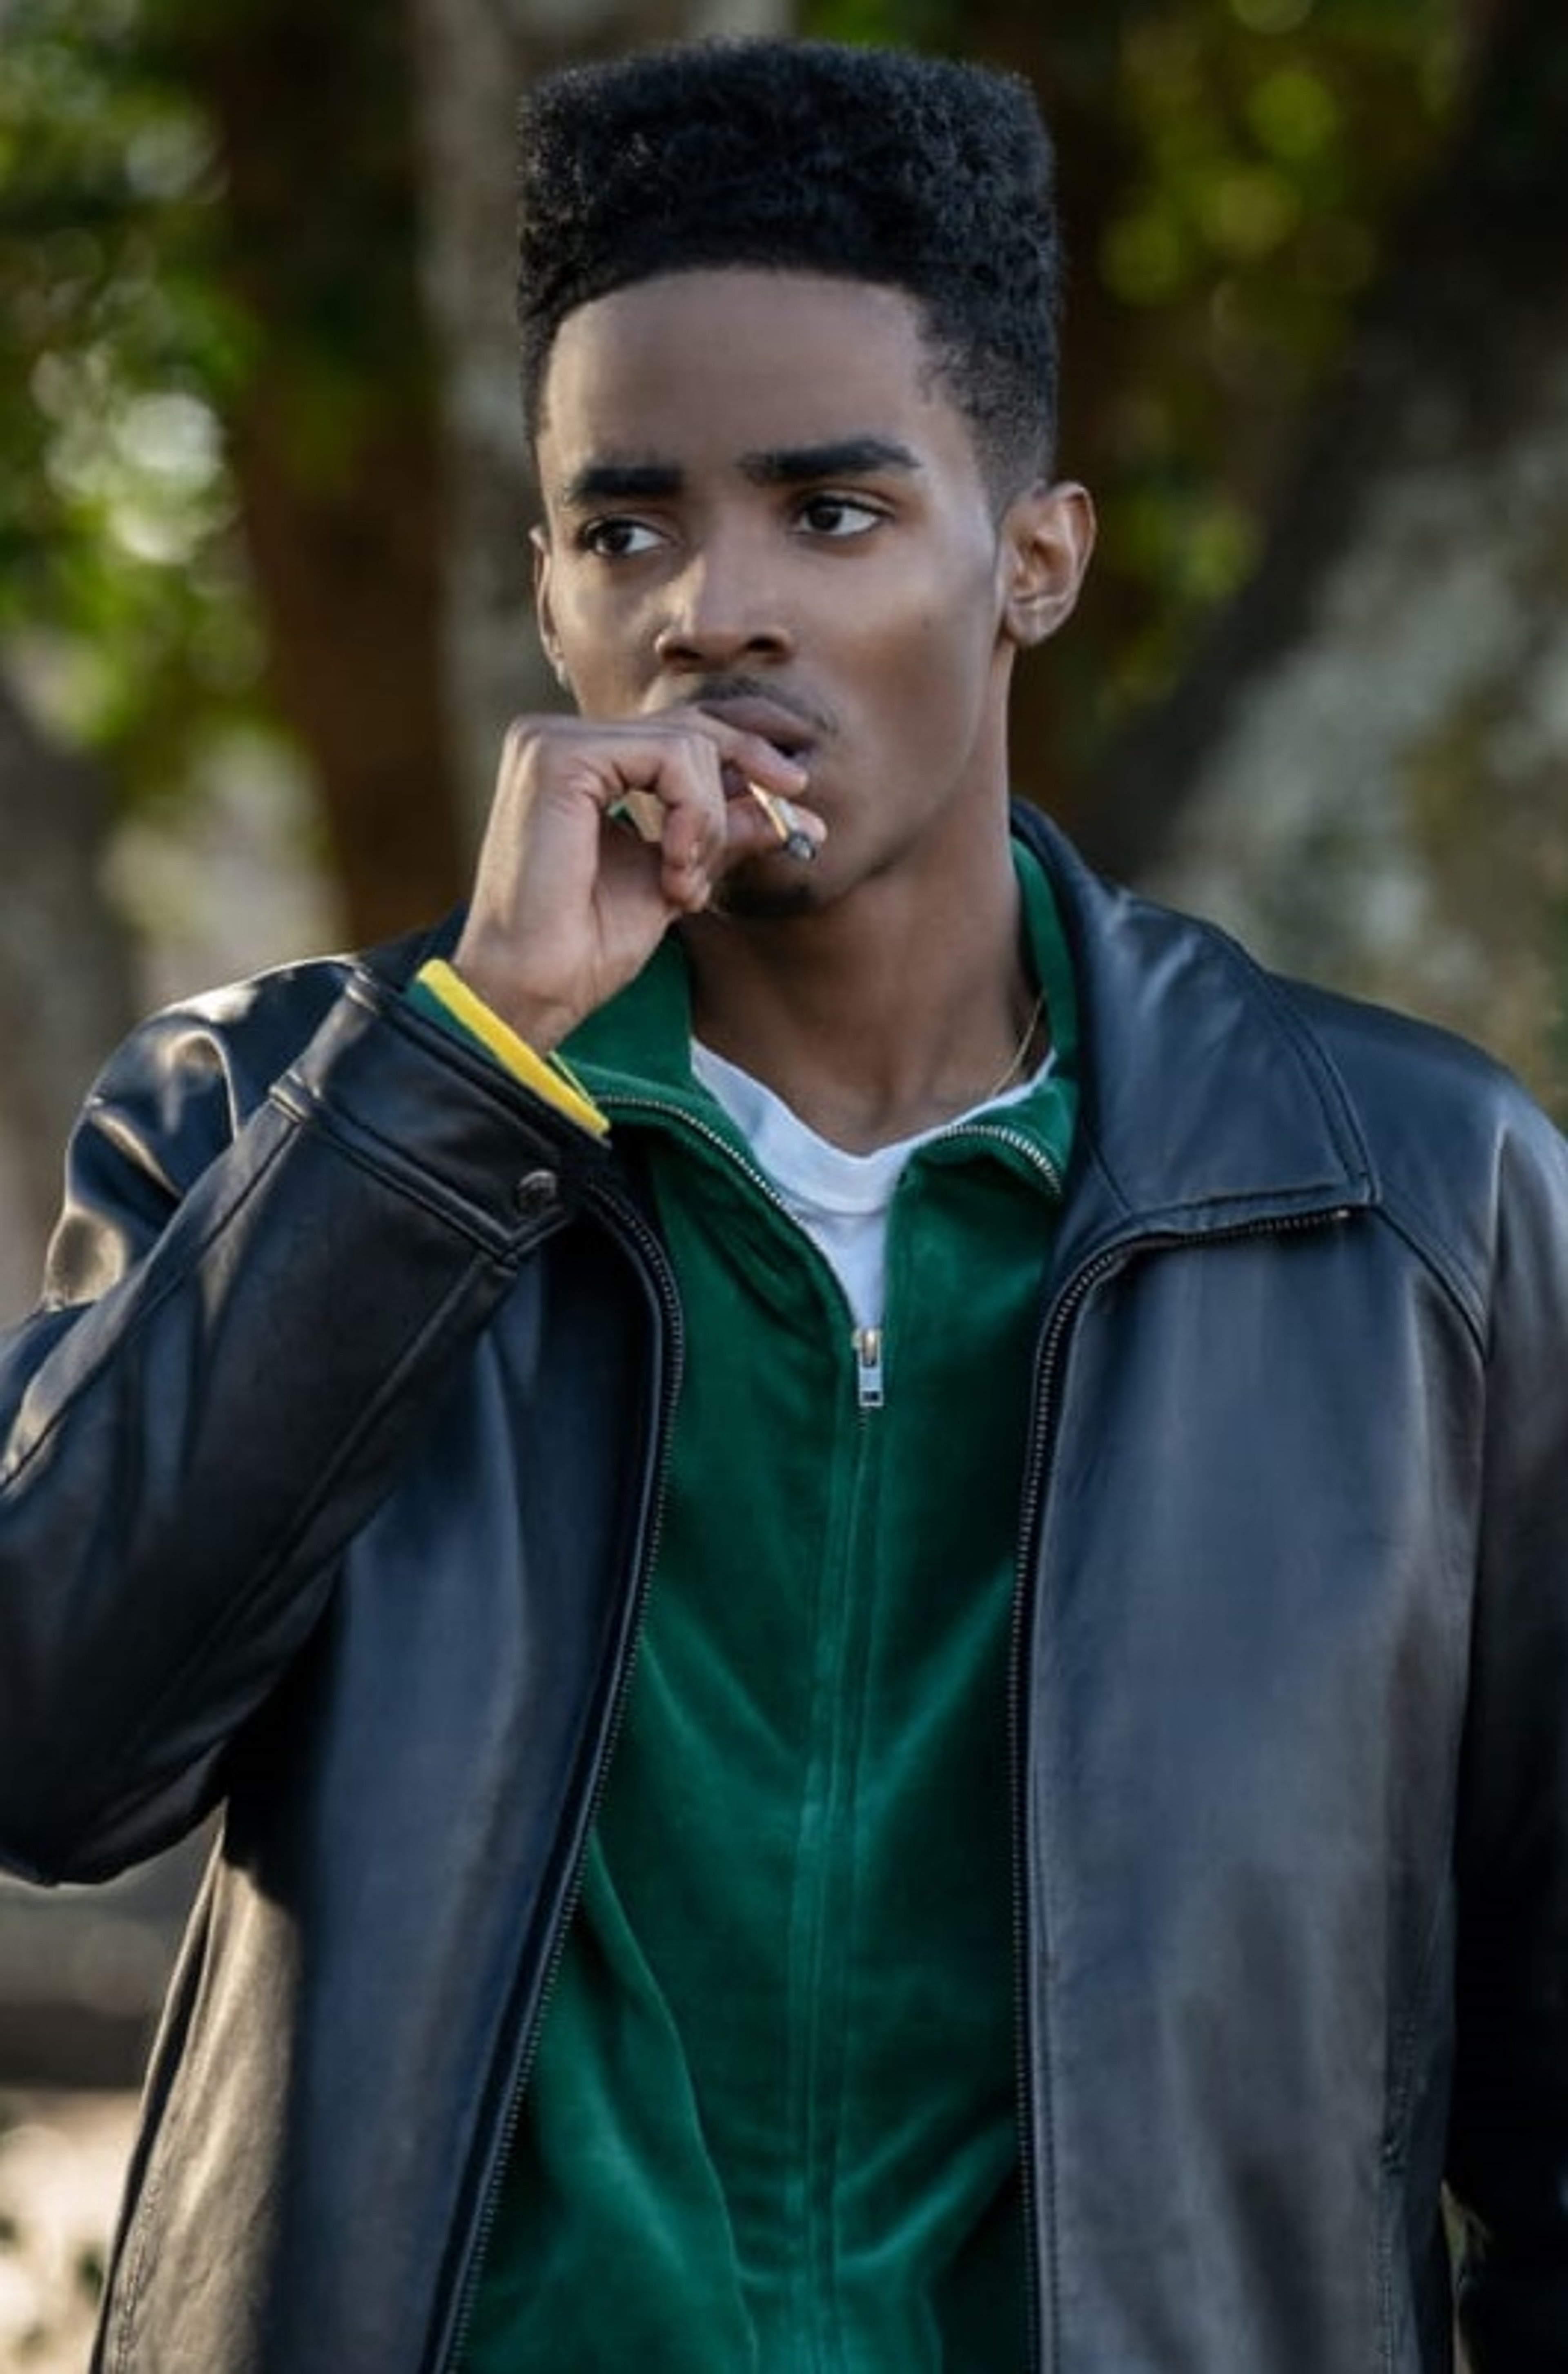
[853,1325,885,1411]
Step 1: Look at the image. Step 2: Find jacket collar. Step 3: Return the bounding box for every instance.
[1012,806,1378,1262]
[414,812,1376,1252]
[563,836,1078,1192]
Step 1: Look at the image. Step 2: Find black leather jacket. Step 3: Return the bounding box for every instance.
[2,813,1566,2372]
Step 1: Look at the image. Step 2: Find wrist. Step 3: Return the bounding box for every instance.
[409,960,608,1139]
[446,936,580,1057]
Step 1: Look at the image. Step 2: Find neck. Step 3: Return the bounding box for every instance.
[682,830,1037,1154]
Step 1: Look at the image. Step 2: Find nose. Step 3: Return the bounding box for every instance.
[653,534,793,673]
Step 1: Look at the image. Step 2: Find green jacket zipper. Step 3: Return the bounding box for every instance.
[443,1093,1076,2369]
[612,1088,1064,1418]
[853,1325,885,1409]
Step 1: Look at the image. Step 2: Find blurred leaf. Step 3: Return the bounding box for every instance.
[802,0,1463,759]
[0,0,270,813]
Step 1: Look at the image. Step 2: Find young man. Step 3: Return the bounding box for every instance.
[2,37,1567,2374]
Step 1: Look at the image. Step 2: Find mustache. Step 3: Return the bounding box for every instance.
[686,672,835,742]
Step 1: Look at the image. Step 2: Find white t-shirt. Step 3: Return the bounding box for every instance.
[690,1041,1052,1332]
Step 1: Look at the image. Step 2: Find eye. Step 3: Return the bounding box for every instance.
[795,492,884,540]
[576,516,666,559]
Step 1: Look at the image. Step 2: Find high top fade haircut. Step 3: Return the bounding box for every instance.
[516,39,1064,501]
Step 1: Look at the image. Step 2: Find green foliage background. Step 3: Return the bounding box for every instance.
[0,0,257,808]
[802,0,1459,775]
[0,0,1463,840]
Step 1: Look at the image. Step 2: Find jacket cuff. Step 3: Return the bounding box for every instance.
[405,960,609,1140]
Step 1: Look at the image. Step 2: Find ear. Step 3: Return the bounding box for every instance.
[531,524,571,691]
[998,481,1096,651]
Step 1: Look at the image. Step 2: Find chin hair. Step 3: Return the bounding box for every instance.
[710,870,821,923]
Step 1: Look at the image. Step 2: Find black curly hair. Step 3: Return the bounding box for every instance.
[517,39,1064,498]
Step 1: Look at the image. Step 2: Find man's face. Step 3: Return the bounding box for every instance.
[532,267,1085,915]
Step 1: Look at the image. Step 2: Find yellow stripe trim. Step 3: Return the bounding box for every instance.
[414,959,610,1139]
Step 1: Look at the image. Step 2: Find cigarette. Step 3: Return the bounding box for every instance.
[606,789,666,842]
[746,780,818,863]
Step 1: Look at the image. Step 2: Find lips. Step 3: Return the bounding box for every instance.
[690,691,822,762]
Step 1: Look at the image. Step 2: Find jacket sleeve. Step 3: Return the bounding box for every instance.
[0,965,611,1885]
[1447,1092,1568,2367]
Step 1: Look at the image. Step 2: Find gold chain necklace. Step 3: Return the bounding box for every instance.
[980,989,1045,1104]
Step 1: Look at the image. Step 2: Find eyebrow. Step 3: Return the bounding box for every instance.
[739,436,923,486]
[558,460,682,509]
[557,436,922,510]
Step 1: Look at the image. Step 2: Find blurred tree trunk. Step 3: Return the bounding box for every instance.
[408,0,791,839]
[931,5,1143,832]
[1077,0,1568,1110]
[0,681,136,1318]
[163,0,468,944]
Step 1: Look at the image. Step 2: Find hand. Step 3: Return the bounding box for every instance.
[450,709,824,1052]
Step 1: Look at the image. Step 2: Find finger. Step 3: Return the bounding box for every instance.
[601,778,717,912]
[588,724,800,894]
